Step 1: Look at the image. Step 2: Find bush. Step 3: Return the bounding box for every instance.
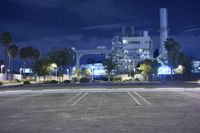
[71,77,78,83]
[23,81,31,85]
[80,77,90,83]
[113,77,122,82]
[135,78,140,82]
[49,80,58,84]
[0,81,3,85]
[63,80,70,84]
[15,79,21,83]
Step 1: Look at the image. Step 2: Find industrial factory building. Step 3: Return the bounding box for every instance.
[111,26,153,74]
[75,8,169,76]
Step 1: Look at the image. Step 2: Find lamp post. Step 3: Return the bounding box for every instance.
[128,60,132,77]
[91,65,94,81]
[1,65,5,74]
[50,63,57,80]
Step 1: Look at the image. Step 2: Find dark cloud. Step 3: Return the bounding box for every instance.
[0,0,200,59]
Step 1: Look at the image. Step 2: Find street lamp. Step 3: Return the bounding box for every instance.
[1,65,5,74]
[91,65,94,81]
[128,60,132,77]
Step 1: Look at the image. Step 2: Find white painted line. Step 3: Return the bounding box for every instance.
[134,92,151,105]
[185,92,200,98]
[67,93,82,103]
[177,92,200,99]
[0,94,41,105]
[127,92,141,106]
[72,93,88,106]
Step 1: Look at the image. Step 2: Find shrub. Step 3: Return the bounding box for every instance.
[23,81,31,85]
[49,80,58,84]
[63,80,70,84]
[15,79,21,83]
[113,77,122,82]
[71,77,78,83]
[80,77,90,83]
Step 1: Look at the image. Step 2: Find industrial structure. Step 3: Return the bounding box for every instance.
[160,8,169,55]
[74,8,170,76]
[112,26,153,74]
[157,8,169,67]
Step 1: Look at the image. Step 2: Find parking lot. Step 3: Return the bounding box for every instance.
[0,88,200,133]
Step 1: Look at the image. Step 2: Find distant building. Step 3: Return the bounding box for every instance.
[112,26,153,74]
[192,61,200,73]
[80,63,106,78]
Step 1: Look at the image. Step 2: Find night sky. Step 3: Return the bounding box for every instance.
[0,0,200,63]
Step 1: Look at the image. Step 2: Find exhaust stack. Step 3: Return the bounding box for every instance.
[160,8,168,55]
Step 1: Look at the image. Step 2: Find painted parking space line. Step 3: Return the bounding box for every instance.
[127,92,141,106]
[62,93,83,106]
[67,93,82,102]
[0,93,41,105]
[133,92,151,105]
[72,93,88,106]
[177,92,200,100]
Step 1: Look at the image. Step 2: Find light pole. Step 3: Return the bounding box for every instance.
[91,65,94,81]
[1,65,5,74]
[128,60,132,77]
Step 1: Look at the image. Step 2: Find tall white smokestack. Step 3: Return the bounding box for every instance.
[122,26,126,37]
[160,8,168,55]
[131,26,135,37]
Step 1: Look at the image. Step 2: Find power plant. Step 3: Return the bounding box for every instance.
[74,8,170,76]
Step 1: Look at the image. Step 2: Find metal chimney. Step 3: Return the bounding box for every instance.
[143,31,149,37]
[160,8,168,55]
[122,26,127,37]
[131,26,135,37]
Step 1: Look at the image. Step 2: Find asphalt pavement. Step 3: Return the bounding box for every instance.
[0,84,200,133]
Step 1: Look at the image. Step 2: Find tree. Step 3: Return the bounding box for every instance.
[178,52,193,77]
[19,47,29,75]
[19,46,40,76]
[1,32,12,73]
[32,49,40,60]
[33,58,51,82]
[153,48,159,58]
[76,68,81,82]
[83,68,91,78]
[8,44,18,74]
[47,47,75,81]
[103,55,117,82]
[164,38,181,79]
[139,59,154,81]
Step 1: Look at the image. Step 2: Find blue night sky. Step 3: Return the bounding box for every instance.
[0,0,200,62]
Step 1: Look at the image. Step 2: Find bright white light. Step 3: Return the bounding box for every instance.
[86,63,106,76]
[122,40,128,44]
[158,65,171,75]
[1,65,5,74]
[1,65,5,69]
[50,63,57,68]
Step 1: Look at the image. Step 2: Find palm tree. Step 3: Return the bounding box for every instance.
[1,32,12,73]
[19,47,29,75]
[8,44,18,74]
[32,49,40,60]
[164,38,181,80]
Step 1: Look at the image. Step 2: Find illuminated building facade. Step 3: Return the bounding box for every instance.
[112,26,153,74]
